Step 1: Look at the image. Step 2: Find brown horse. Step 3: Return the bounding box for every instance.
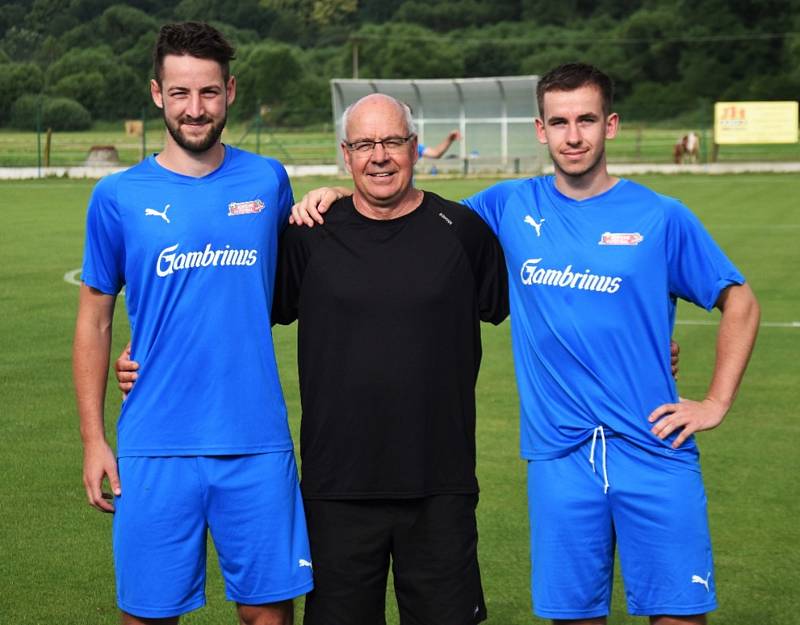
[673,131,700,164]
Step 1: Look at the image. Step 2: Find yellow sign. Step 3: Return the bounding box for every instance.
[714,101,798,144]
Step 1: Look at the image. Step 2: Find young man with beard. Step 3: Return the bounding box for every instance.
[290,63,760,625]
[117,92,507,625]
[73,22,312,624]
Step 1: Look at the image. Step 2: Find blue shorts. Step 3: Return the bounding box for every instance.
[527,434,717,619]
[113,452,314,618]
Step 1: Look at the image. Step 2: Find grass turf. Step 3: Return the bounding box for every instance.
[0,174,797,624]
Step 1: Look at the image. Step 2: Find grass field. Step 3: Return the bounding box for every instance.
[1,174,798,624]
[2,124,799,167]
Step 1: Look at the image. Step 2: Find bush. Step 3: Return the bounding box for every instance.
[0,62,44,125]
[10,94,92,131]
[617,81,695,122]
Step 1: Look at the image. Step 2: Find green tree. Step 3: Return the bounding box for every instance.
[233,42,304,121]
[25,0,79,36]
[0,3,27,39]
[394,0,520,31]
[10,93,92,130]
[46,46,148,119]
[352,23,463,78]
[97,4,158,54]
[462,41,522,77]
[0,26,44,61]
[46,45,117,85]
[617,80,695,121]
[262,0,357,27]
[0,62,44,125]
[52,71,105,117]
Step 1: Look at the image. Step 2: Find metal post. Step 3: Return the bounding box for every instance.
[256,113,261,155]
[44,128,52,167]
[352,39,359,79]
[36,97,42,178]
[635,127,642,161]
[701,128,709,163]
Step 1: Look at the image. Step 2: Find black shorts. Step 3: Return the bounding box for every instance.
[303,494,486,625]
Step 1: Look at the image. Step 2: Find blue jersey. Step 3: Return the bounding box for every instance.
[81,146,294,457]
[464,176,745,462]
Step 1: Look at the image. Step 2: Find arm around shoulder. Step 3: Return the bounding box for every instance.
[290,186,353,227]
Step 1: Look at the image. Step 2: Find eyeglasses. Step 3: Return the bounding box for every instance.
[343,135,416,154]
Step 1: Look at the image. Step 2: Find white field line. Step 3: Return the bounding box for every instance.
[676,319,799,329]
[707,224,800,230]
[64,268,125,297]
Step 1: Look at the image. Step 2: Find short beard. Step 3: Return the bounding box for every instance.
[164,111,227,154]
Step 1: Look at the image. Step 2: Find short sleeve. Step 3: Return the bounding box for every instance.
[81,176,125,295]
[266,158,294,226]
[447,202,509,325]
[473,225,509,325]
[665,200,745,310]
[461,180,519,235]
[272,225,312,325]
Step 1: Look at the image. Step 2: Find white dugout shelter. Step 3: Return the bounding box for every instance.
[331,76,544,175]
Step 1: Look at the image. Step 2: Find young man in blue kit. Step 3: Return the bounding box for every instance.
[116,92,507,625]
[73,22,312,624]
[290,63,760,625]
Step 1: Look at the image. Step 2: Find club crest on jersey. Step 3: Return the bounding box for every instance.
[598,232,643,246]
[228,199,265,216]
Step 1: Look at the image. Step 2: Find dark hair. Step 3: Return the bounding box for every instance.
[153,22,236,84]
[536,63,614,117]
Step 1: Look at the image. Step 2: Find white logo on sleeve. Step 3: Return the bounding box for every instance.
[691,572,711,592]
[298,559,313,569]
[523,215,545,236]
[144,203,171,224]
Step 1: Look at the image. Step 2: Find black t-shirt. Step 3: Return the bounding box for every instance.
[273,192,509,499]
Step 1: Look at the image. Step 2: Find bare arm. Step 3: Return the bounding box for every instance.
[73,283,120,512]
[649,283,760,448]
[289,186,353,227]
[421,129,461,159]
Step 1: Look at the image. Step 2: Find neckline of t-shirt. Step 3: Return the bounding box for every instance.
[545,175,628,207]
[146,144,232,182]
[347,191,427,224]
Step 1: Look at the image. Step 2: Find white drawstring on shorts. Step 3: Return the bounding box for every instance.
[589,425,610,494]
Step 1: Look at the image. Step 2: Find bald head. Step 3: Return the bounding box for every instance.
[341,94,417,141]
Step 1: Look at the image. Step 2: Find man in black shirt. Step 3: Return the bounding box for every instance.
[273,94,508,625]
[117,93,508,625]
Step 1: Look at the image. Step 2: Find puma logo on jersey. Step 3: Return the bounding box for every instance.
[145,204,171,223]
[298,559,313,569]
[524,215,545,236]
[691,572,711,592]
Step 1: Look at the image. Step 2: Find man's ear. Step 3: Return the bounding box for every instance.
[150,79,164,110]
[342,143,353,174]
[226,75,236,106]
[605,112,620,140]
[534,117,547,145]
